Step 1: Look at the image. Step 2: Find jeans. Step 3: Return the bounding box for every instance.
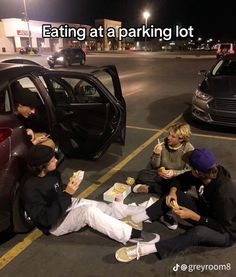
[146,191,232,259]
[135,169,170,195]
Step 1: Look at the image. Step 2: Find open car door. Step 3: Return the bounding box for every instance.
[41,66,126,159]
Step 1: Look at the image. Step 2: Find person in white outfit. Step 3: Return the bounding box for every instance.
[22,145,159,245]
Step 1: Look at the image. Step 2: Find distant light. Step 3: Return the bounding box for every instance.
[143,11,150,20]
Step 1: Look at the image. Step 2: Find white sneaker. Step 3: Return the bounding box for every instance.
[129,231,160,244]
[160,214,178,230]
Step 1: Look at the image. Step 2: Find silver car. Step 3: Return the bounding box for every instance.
[192,54,236,127]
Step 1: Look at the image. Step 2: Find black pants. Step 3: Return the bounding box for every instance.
[135,169,170,195]
[146,191,232,259]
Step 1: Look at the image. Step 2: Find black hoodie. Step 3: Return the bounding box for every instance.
[21,171,71,234]
[170,166,236,242]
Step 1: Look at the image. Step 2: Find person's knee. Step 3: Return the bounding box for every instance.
[188,225,209,245]
[85,206,100,223]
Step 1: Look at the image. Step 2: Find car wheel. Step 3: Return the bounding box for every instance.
[80,58,85,65]
[12,185,34,233]
[64,59,69,67]
[48,62,54,68]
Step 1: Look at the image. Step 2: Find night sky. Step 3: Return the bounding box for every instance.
[0,0,235,41]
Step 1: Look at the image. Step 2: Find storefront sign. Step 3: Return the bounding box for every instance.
[17,30,29,36]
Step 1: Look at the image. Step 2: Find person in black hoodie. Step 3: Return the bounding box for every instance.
[22,145,160,245]
[116,148,236,262]
[13,82,55,149]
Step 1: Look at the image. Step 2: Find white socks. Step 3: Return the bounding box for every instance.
[139,243,157,256]
[131,211,149,223]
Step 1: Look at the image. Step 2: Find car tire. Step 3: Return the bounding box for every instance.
[64,59,69,67]
[80,58,85,65]
[48,62,54,68]
[12,185,34,233]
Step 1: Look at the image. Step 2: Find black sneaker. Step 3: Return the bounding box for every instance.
[160,214,178,230]
[129,231,160,244]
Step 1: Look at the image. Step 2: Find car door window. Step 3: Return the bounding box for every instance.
[93,71,115,95]
[48,79,73,105]
[72,79,103,103]
[0,88,11,114]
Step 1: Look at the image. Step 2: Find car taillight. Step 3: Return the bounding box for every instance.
[0,128,12,143]
[229,49,234,54]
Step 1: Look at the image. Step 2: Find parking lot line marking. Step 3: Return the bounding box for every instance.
[0,229,42,270]
[192,132,236,141]
[0,114,182,270]
[127,125,159,131]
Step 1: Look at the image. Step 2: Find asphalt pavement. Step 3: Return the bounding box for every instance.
[0,53,236,277]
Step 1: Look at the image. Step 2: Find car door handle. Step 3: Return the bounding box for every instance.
[62,110,74,116]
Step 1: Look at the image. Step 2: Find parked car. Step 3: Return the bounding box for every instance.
[47,47,86,68]
[192,54,236,127]
[0,58,42,66]
[19,47,38,55]
[216,43,235,59]
[0,62,126,233]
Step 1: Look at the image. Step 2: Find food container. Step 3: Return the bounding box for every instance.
[103,183,131,202]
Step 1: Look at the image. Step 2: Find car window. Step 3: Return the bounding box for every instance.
[49,79,72,105]
[93,71,115,95]
[63,78,103,103]
[0,88,11,114]
[11,77,44,105]
[212,58,236,76]
[220,44,231,50]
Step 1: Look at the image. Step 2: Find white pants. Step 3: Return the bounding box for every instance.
[50,198,145,244]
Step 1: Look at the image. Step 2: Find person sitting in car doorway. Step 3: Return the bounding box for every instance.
[21,145,160,245]
[13,83,55,149]
[115,148,236,262]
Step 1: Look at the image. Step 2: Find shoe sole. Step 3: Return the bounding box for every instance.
[129,233,160,244]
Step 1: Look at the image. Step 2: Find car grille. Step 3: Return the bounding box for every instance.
[209,99,236,112]
[211,114,236,125]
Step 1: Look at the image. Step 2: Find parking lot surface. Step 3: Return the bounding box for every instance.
[0,53,236,276]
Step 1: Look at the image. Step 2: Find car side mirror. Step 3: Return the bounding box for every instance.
[198,70,207,76]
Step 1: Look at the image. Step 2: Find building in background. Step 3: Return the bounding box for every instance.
[0,18,122,54]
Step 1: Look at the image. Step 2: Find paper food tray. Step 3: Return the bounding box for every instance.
[103,183,131,202]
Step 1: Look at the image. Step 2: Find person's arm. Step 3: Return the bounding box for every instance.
[199,196,236,233]
[25,189,71,228]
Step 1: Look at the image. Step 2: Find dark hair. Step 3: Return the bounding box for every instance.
[196,165,219,179]
[26,163,48,176]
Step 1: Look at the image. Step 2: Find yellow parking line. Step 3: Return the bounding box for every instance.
[192,132,236,141]
[0,114,182,270]
[127,125,160,132]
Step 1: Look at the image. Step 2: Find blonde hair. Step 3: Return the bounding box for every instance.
[168,122,191,142]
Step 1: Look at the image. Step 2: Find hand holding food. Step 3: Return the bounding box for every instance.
[65,170,84,195]
[153,138,163,154]
[158,167,174,179]
[169,199,180,210]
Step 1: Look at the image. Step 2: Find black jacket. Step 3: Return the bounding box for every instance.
[21,171,71,234]
[170,166,236,242]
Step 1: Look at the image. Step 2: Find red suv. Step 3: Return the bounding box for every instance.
[216,43,235,59]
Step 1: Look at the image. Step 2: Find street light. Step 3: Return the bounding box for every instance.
[143,11,150,51]
[23,0,32,52]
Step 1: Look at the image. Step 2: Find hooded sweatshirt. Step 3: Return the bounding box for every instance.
[170,166,236,242]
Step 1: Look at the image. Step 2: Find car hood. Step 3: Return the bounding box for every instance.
[200,76,236,97]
